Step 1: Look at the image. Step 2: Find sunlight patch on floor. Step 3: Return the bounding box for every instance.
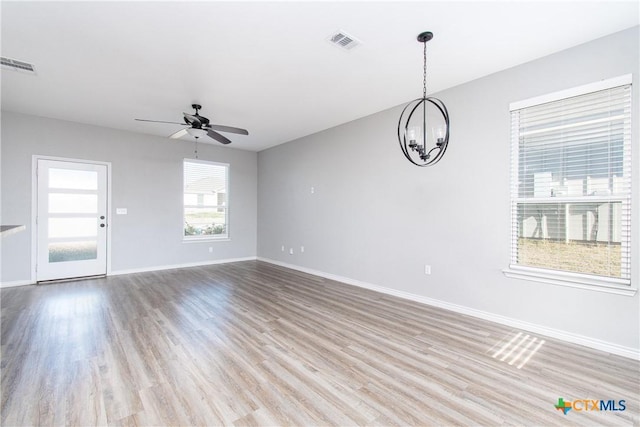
[489,331,545,369]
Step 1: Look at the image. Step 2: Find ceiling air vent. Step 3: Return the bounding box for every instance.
[1,57,36,74]
[327,30,361,50]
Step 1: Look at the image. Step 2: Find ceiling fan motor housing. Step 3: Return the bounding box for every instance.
[184,104,210,128]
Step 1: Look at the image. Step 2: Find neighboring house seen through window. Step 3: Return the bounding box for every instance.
[506,75,632,293]
[183,160,229,239]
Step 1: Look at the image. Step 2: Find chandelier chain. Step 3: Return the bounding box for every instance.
[422,40,427,99]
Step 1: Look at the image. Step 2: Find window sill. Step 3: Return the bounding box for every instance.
[183,237,230,243]
[503,265,636,296]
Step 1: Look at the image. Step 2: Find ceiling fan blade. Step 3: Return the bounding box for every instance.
[169,128,188,139]
[135,119,185,125]
[183,113,202,127]
[206,129,232,145]
[207,124,249,135]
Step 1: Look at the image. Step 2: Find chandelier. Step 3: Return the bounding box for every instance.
[397,31,450,167]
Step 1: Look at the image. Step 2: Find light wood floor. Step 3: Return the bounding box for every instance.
[1,261,638,426]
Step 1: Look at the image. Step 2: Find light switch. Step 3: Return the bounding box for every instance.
[116,208,128,215]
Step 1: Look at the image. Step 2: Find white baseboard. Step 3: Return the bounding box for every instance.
[1,256,258,287]
[257,257,640,361]
[1,279,35,288]
[109,256,257,276]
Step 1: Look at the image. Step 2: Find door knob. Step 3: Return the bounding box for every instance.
[100,215,105,220]
[100,224,105,228]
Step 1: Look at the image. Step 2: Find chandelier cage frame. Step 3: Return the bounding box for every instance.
[397,31,450,167]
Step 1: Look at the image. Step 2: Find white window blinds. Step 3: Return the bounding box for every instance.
[510,76,632,283]
[183,160,229,239]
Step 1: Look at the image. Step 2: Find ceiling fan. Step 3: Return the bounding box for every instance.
[135,104,248,145]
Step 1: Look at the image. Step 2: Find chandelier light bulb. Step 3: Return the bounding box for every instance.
[406,126,422,150]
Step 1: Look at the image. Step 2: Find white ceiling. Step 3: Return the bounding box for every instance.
[2,1,638,152]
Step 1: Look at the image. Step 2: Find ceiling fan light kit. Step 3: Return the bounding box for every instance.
[397,31,450,167]
[186,127,207,138]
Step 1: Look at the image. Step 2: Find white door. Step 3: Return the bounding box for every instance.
[36,159,108,281]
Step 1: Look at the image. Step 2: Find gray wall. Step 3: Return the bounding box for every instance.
[257,27,640,350]
[1,112,257,281]
[1,27,637,352]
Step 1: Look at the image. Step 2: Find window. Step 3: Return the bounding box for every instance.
[183,160,229,239]
[506,75,632,293]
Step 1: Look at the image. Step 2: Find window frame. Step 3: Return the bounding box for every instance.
[182,159,230,242]
[503,75,636,296]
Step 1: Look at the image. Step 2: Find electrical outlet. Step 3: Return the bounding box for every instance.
[289,248,294,255]
[209,247,213,253]
[424,265,432,275]
[300,246,305,253]
[310,187,315,194]
[281,245,285,252]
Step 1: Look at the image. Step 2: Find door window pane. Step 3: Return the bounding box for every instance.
[49,218,97,238]
[49,168,98,190]
[49,194,98,214]
[49,241,97,262]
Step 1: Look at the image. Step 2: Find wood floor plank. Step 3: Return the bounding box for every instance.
[1,260,638,426]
